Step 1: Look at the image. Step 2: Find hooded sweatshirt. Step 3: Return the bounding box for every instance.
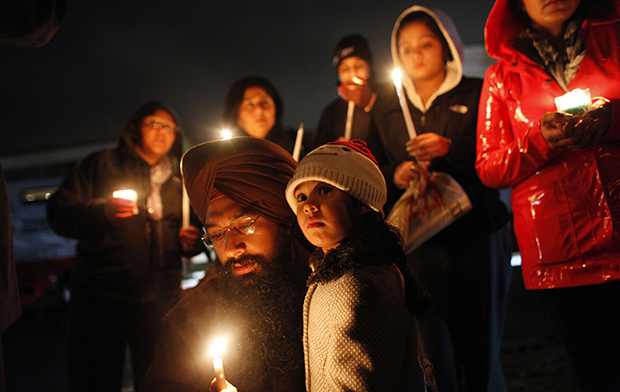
[373,6,509,243]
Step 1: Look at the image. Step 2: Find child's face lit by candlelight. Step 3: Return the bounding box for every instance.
[294,181,367,252]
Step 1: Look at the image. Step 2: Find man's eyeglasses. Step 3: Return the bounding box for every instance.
[144,120,178,134]
[202,216,260,247]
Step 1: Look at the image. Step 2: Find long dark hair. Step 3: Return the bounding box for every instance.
[222,76,284,135]
[362,212,431,318]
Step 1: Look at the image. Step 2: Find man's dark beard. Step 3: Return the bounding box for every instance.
[212,229,308,392]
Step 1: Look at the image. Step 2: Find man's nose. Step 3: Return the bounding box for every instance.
[224,231,245,259]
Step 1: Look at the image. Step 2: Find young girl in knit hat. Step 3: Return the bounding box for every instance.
[285,139,431,392]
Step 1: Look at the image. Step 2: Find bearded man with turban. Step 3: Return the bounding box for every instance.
[140,137,311,392]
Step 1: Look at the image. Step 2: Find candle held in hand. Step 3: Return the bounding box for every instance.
[210,337,227,391]
[112,189,138,215]
[555,88,592,115]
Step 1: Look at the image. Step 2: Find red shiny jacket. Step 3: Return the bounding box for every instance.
[476,0,620,290]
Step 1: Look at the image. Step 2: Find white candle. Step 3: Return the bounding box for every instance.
[112,189,138,215]
[392,68,417,139]
[182,186,190,228]
[210,338,227,391]
[555,88,591,115]
[292,123,304,161]
[344,100,354,141]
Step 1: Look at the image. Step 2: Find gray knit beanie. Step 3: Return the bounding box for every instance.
[286,140,387,217]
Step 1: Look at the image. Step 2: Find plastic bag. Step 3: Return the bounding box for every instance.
[386,170,472,253]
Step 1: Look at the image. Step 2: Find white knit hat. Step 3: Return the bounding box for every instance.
[286,140,387,217]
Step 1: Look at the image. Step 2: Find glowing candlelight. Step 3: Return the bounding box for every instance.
[555,88,592,115]
[292,123,304,161]
[210,338,227,391]
[344,100,354,141]
[392,68,417,139]
[221,129,233,140]
[112,189,138,215]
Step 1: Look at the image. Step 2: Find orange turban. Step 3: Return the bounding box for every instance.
[181,137,297,225]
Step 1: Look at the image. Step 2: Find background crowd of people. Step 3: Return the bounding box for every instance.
[3,0,620,392]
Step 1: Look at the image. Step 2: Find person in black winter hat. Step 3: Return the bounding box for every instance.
[315,35,388,156]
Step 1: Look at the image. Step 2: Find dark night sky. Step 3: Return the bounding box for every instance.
[0,1,495,157]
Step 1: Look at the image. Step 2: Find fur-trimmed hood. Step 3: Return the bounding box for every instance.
[307,223,406,286]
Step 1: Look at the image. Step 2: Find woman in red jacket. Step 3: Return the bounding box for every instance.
[476,0,620,390]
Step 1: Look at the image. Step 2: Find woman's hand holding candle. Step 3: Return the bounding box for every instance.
[405,133,451,161]
[107,189,138,220]
[542,98,612,150]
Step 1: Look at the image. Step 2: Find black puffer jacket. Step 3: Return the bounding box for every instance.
[47,128,197,300]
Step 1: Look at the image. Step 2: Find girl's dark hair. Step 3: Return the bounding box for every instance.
[397,11,453,63]
[223,76,284,135]
[362,212,432,317]
[126,101,182,158]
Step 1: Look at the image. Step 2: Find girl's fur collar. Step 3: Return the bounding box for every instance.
[307,224,406,285]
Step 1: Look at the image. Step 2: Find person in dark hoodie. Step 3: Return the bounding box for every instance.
[371,6,512,392]
[222,76,308,156]
[47,101,202,392]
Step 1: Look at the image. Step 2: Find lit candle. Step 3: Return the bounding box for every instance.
[182,186,190,228]
[555,88,592,115]
[210,338,227,391]
[344,100,354,141]
[112,189,138,215]
[292,123,304,161]
[221,129,233,140]
[392,68,417,139]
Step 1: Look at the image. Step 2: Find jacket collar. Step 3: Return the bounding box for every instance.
[307,224,405,285]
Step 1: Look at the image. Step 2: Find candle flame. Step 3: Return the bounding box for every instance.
[555,88,591,114]
[221,129,232,140]
[392,68,402,89]
[112,189,137,201]
[210,337,227,358]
